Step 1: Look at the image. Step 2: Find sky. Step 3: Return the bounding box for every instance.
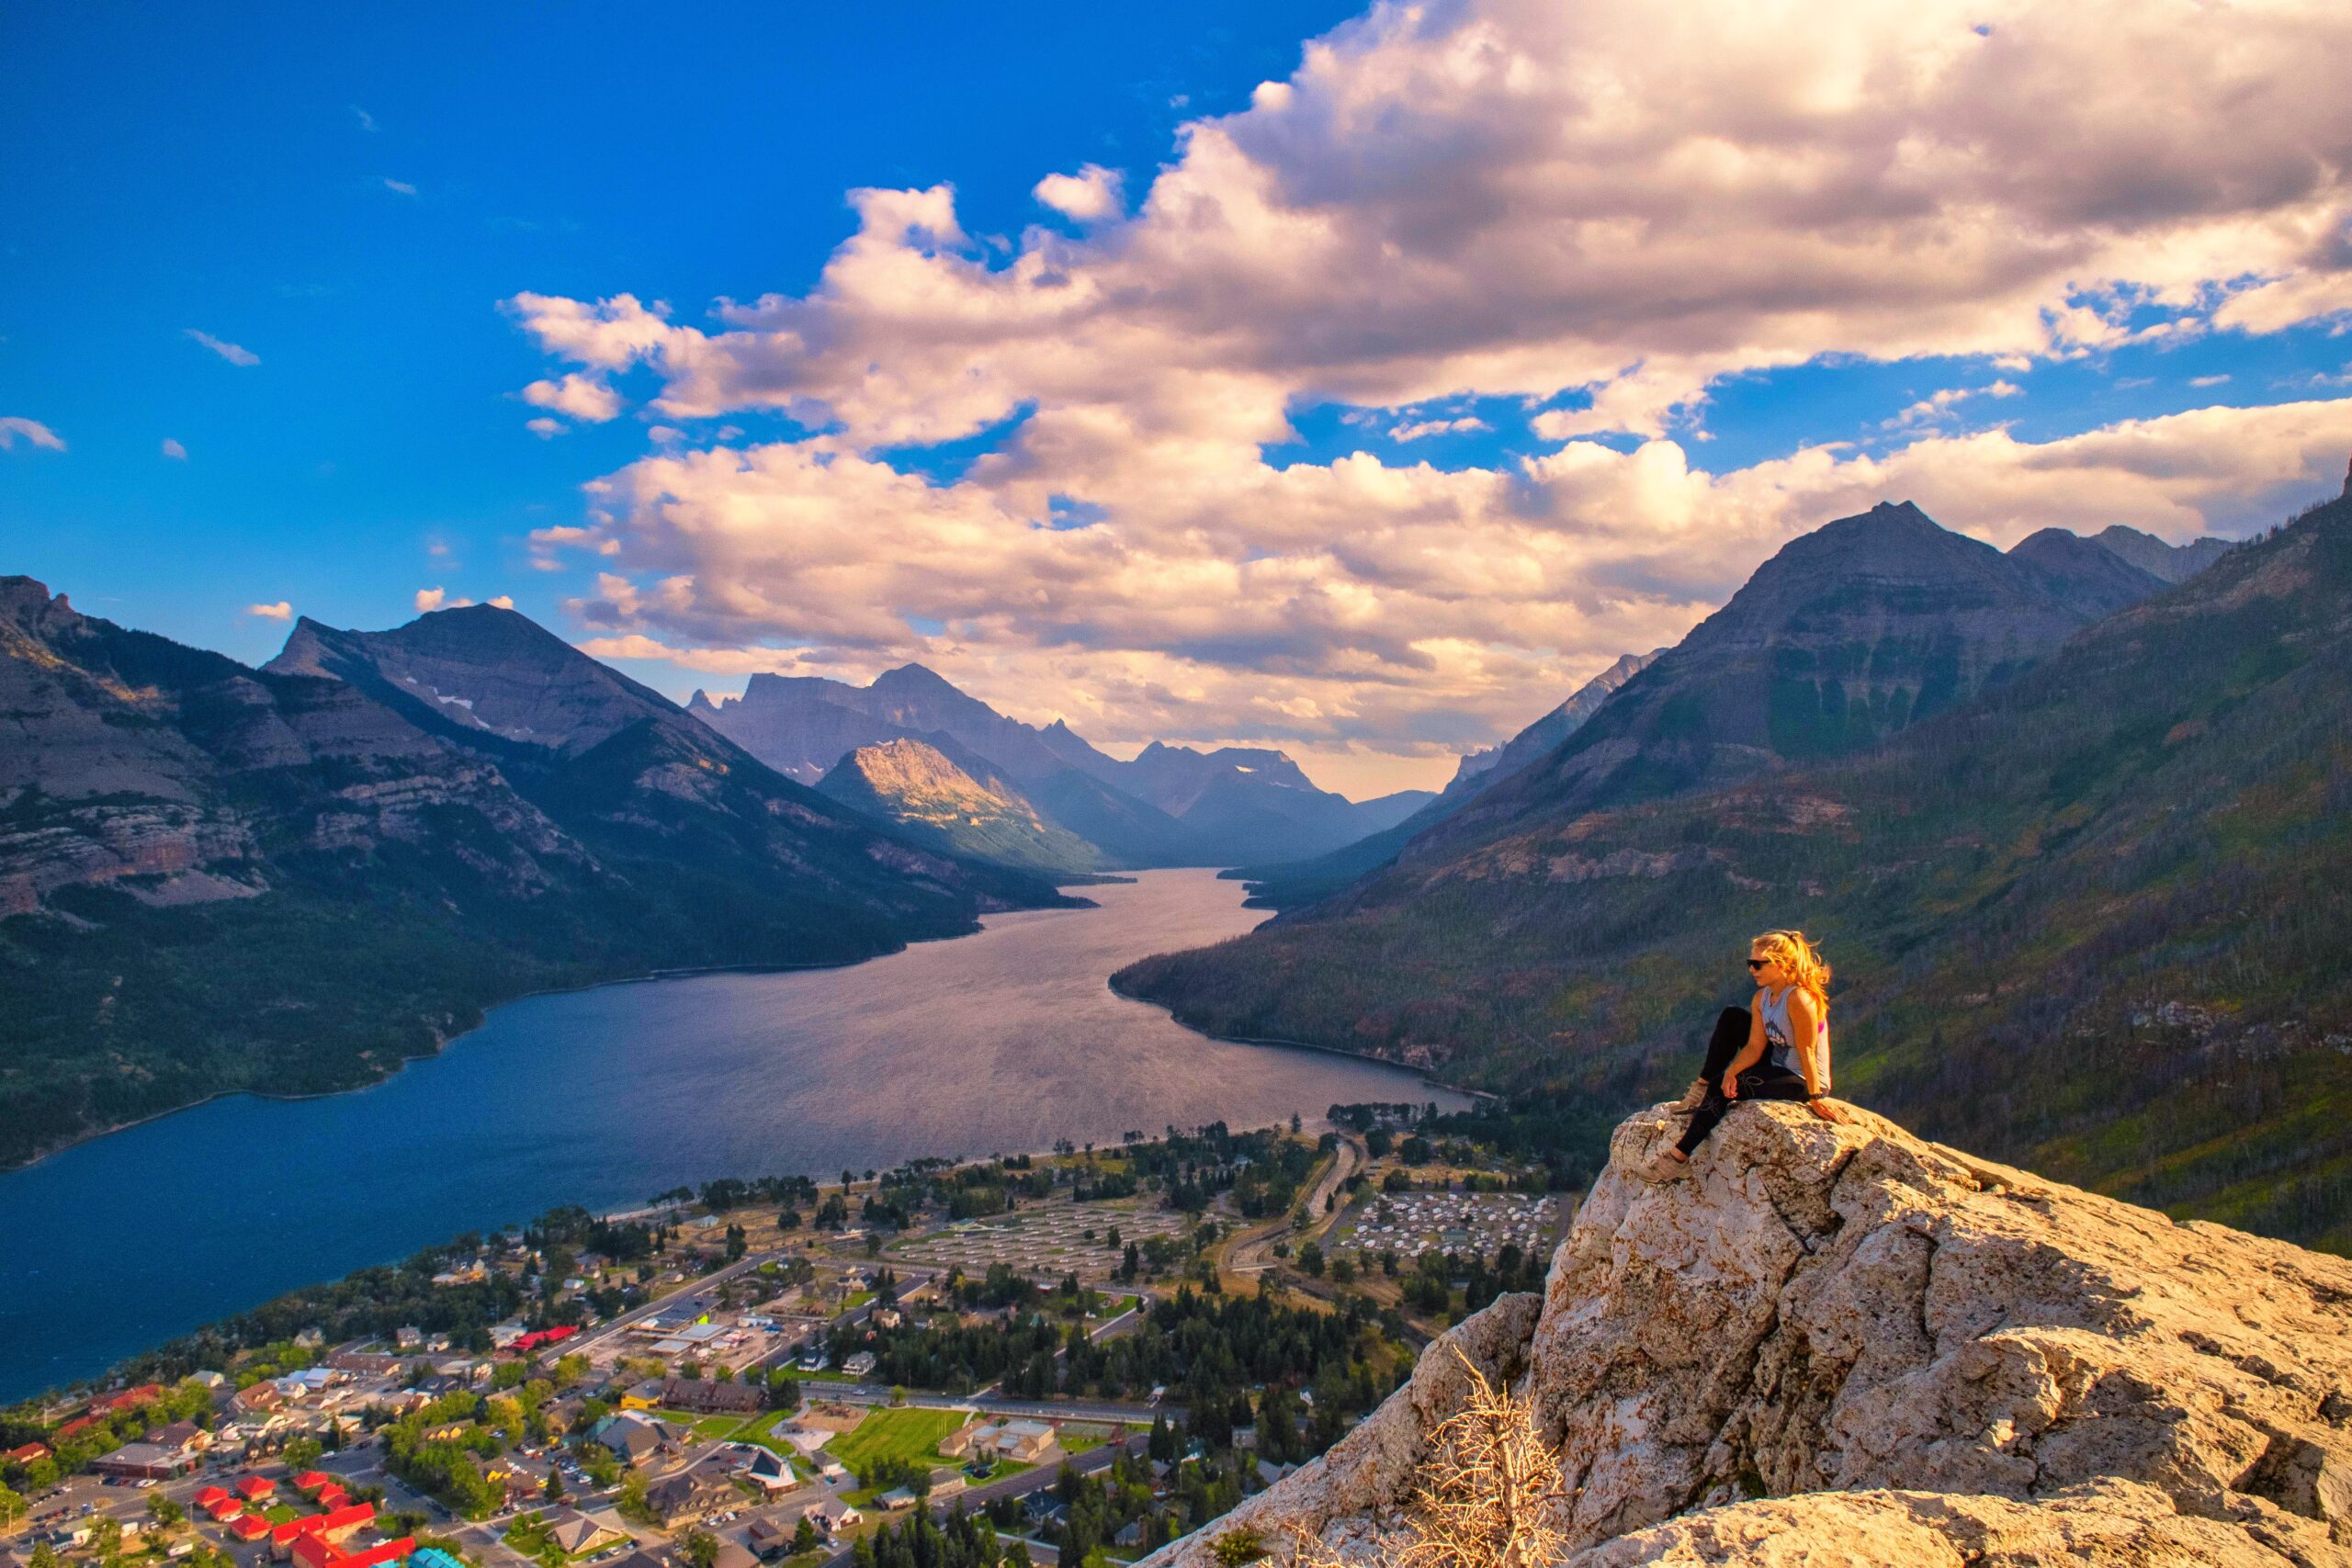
[6,1,2352,799]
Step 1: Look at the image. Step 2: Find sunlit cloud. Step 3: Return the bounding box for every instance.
[414,586,447,613]
[512,0,2352,786]
[184,329,259,367]
[0,417,65,452]
[246,601,292,620]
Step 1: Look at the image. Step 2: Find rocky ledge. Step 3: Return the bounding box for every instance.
[1147,1103,2352,1566]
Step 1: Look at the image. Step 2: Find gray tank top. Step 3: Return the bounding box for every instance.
[1758,986,1824,1071]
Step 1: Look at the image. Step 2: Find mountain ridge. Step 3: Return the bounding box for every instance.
[0,584,1071,1169]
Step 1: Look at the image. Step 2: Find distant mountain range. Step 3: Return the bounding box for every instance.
[690,667,1433,871]
[0,588,1070,1169]
[1114,499,2352,1247]
[1227,508,2223,909]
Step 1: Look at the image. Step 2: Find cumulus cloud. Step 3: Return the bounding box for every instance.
[526,417,565,439]
[246,601,292,620]
[509,0,2352,786]
[1034,164,1125,222]
[488,594,515,610]
[522,373,623,423]
[414,587,447,613]
[161,437,187,459]
[0,417,65,452]
[185,329,259,367]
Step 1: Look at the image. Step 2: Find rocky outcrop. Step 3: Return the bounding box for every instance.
[1151,1103,2352,1566]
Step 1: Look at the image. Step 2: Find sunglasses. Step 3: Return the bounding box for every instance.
[1747,958,1770,969]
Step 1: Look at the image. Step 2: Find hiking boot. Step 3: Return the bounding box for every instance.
[1668,1078,1711,1114]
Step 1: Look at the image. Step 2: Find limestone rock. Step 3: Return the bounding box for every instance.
[1148,1101,2352,1568]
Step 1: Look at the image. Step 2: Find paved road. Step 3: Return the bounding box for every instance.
[799,1384,1177,1425]
[1225,1135,1363,1278]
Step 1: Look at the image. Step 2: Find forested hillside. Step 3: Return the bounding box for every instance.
[1119,491,2352,1247]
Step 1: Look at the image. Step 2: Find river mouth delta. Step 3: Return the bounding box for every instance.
[0,867,1464,1402]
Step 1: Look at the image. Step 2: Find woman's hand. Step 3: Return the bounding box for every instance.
[1721,1074,1740,1100]
[1807,1096,1846,1123]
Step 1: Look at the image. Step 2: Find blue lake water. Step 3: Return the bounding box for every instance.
[0,868,1462,1401]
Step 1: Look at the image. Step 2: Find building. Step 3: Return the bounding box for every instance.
[711,1546,757,1568]
[91,1443,194,1481]
[232,1518,274,1544]
[644,1461,736,1525]
[92,1384,164,1417]
[582,1412,669,1468]
[6,1441,52,1468]
[233,1384,284,1416]
[743,1449,797,1492]
[799,1498,861,1536]
[988,1420,1056,1463]
[150,1422,210,1458]
[840,1352,877,1379]
[654,1378,763,1416]
[539,1508,627,1555]
[236,1475,277,1501]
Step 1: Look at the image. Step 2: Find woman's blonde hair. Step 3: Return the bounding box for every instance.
[1751,930,1831,1012]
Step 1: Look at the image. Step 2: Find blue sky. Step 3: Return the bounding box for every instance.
[0,1,1359,662]
[6,1,2351,796]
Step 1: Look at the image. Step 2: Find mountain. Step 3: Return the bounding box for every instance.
[2092,524,2235,583]
[691,664,1107,786]
[1227,649,1666,910]
[1227,505,2175,914]
[693,664,1430,868]
[0,586,1068,1169]
[815,737,1110,876]
[1162,1102,2352,1567]
[1444,650,1664,800]
[1116,491,2352,1246]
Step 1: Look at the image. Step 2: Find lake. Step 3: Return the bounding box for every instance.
[0,868,1463,1401]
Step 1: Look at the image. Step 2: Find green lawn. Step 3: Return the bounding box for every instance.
[825,1407,968,1472]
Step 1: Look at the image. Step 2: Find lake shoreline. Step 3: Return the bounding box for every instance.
[0,870,1465,1404]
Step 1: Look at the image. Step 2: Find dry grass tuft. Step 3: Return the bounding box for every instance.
[1288,1346,1566,1568]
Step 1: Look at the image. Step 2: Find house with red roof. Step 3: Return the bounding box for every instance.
[92,1384,164,1416]
[316,1483,351,1509]
[236,1474,277,1500]
[509,1325,580,1355]
[4,1440,50,1467]
[292,1532,413,1568]
[232,1517,274,1543]
[203,1498,244,1523]
[293,1471,333,1493]
[194,1486,232,1510]
[56,1414,104,1443]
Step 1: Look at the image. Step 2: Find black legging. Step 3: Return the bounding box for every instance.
[1676,1006,1811,1156]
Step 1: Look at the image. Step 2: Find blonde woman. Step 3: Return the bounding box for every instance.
[1645,931,1846,1178]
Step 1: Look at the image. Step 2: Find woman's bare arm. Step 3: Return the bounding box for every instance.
[1785,989,1845,1122]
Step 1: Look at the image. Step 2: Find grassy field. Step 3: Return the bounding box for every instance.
[826,1406,969,1472]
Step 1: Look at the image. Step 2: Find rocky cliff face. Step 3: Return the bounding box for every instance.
[1152,1104,2352,1565]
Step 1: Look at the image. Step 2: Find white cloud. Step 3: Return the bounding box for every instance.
[185,330,259,367]
[414,587,447,613]
[246,601,292,620]
[1882,378,2026,429]
[161,437,187,460]
[508,0,2352,786]
[526,417,565,439]
[0,417,65,452]
[350,104,377,132]
[382,178,418,197]
[488,594,515,610]
[1034,164,1125,222]
[1390,416,1490,441]
[523,373,622,423]
[2190,374,2232,387]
